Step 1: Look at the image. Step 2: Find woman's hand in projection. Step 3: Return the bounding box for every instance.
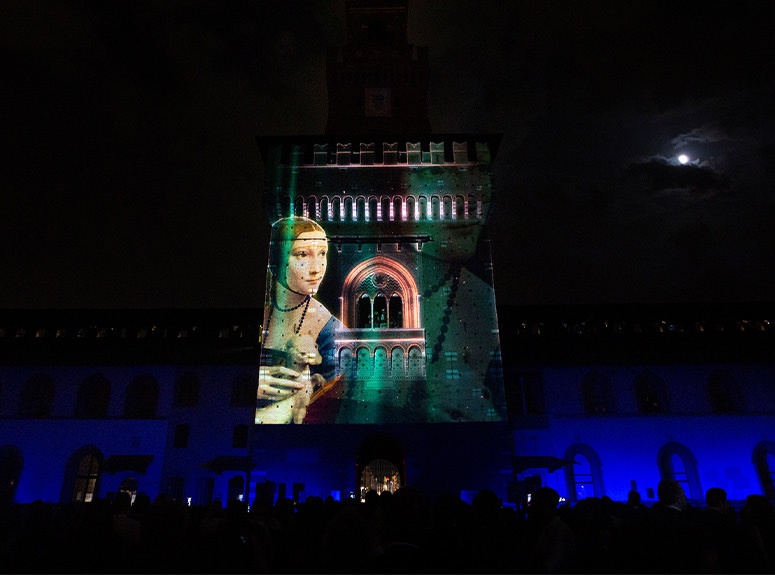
[256,365,305,400]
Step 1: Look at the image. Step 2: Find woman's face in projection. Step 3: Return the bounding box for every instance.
[282,231,328,295]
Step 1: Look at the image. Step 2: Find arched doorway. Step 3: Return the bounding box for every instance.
[360,458,400,499]
[356,434,405,501]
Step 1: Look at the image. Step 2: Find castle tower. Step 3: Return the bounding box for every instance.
[254,0,510,499]
[325,0,431,135]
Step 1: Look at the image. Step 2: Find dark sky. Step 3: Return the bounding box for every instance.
[3,1,775,309]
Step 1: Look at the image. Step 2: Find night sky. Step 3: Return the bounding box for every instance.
[3,1,775,309]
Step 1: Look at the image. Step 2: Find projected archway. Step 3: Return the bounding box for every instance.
[341,256,420,329]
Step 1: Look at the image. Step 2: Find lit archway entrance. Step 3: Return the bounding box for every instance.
[356,433,405,501]
[360,458,401,500]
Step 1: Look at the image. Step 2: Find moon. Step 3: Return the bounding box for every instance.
[678,154,690,164]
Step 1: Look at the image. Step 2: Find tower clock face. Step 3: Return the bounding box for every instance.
[365,87,392,117]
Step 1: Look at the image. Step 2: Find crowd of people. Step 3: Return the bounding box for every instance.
[1,480,773,573]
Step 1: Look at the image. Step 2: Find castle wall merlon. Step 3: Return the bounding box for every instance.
[256,134,502,169]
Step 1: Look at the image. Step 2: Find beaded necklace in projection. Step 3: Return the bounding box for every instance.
[265,293,311,336]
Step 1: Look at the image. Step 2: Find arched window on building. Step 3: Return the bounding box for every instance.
[18,374,55,418]
[581,370,616,415]
[356,347,372,379]
[63,445,103,503]
[374,347,388,376]
[657,441,702,502]
[390,347,405,377]
[418,196,428,220]
[350,196,360,221]
[407,346,424,379]
[442,195,453,220]
[75,373,111,418]
[393,197,402,221]
[707,369,742,414]
[380,196,391,221]
[455,194,465,220]
[357,294,372,328]
[123,375,159,419]
[634,369,669,414]
[753,441,775,500]
[563,443,605,502]
[232,424,249,449]
[339,348,354,379]
[406,196,416,221]
[388,294,403,328]
[373,294,388,328]
[173,372,200,408]
[231,374,256,407]
[0,445,23,505]
[431,195,441,220]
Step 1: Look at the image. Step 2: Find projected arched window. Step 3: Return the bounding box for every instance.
[342,257,419,329]
[407,196,417,220]
[657,441,702,501]
[563,443,605,502]
[753,441,775,500]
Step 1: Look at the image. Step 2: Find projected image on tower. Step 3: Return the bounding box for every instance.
[255,207,508,425]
